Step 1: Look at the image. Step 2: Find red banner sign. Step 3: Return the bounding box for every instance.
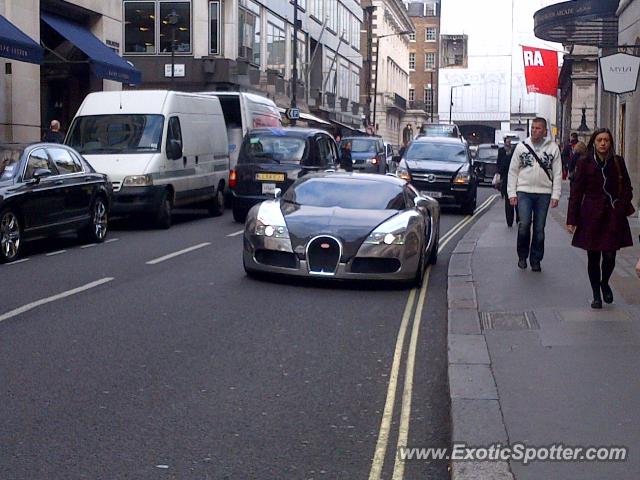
[522,46,559,97]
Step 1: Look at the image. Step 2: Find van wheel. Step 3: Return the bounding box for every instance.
[208,188,225,217]
[81,196,108,243]
[155,190,172,229]
[233,204,248,223]
[0,208,22,263]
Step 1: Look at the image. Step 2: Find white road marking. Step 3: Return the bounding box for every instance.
[6,258,29,265]
[368,289,416,480]
[226,229,245,237]
[105,238,119,244]
[46,250,66,256]
[80,243,97,249]
[0,277,114,323]
[146,242,211,265]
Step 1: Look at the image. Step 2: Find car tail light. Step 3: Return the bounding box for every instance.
[229,169,237,189]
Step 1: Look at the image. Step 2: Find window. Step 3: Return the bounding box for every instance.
[159,2,191,53]
[48,148,82,174]
[324,49,337,93]
[238,0,260,63]
[409,88,415,101]
[409,32,416,41]
[424,52,435,70]
[327,0,337,32]
[351,68,360,102]
[266,17,286,75]
[352,17,361,50]
[167,117,183,149]
[294,31,307,80]
[311,0,323,21]
[425,27,436,41]
[209,1,221,54]
[425,2,437,16]
[24,149,56,180]
[424,87,433,112]
[409,52,415,70]
[441,35,468,68]
[124,2,155,53]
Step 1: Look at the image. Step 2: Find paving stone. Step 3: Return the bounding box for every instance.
[449,253,473,276]
[449,364,498,400]
[449,334,490,364]
[452,461,514,480]
[448,309,482,334]
[451,398,508,445]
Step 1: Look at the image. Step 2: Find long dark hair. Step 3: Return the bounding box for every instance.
[587,128,615,160]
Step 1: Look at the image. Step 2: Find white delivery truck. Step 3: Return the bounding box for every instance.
[66,90,229,228]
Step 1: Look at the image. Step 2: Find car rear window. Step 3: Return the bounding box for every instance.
[283,177,405,210]
[477,146,499,160]
[343,138,380,154]
[239,132,306,164]
[406,143,467,163]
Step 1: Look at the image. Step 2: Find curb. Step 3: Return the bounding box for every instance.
[447,200,515,480]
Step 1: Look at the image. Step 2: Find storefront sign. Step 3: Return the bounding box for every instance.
[599,53,640,95]
[165,64,185,77]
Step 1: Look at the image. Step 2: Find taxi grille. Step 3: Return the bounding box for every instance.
[307,236,341,275]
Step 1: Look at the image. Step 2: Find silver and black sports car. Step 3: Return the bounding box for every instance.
[242,172,440,286]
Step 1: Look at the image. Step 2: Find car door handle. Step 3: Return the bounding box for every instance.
[54,180,64,185]
[83,176,94,182]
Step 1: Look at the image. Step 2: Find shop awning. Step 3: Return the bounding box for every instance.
[0,15,43,64]
[41,12,141,84]
[534,0,619,48]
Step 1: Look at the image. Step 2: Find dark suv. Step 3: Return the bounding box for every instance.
[396,137,477,214]
[340,136,387,174]
[231,127,338,222]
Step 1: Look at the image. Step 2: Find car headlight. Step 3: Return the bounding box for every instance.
[364,231,406,245]
[396,166,412,182]
[364,213,413,246]
[453,171,470,184]
[255,220,289,239]
[367,157,378,165]
[123,174,153,186]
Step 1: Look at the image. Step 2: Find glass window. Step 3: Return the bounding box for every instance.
[406,142,467,163]
[425,27,436,41]
[124,2,155,54]
[240,133,307,164]
[311,0,323,21]
[294,32,307,80]
[209,1,221,54]
[48,148,82,175]
[425,52,435,70]
[409,32,416,41]
[267,21,286,75]
[67,115,165,155]
[238,7,256,61]
[160,2,191,53]
[424,87,433,111]
[327,0,337,32]
[441,35,468,68]
[409,88,415,101]
[0,147,23,181]
[409,52,415,70]
[167,116,183,147]
[24,149,56,180]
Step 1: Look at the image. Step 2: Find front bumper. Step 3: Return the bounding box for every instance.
[411,182,474,206]
[111,185,166,214]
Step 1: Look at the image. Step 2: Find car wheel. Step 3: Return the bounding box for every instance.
[82,196,108,243]
[0,208,22,263]
[155,190,172,229]
[428,231,439,265]
[208,187,225,217]
[233,204,248,223]
[413,248,426,288]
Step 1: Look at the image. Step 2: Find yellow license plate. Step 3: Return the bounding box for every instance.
[255,172,285,182]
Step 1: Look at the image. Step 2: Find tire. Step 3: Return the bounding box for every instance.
[208,187,225,217]
[413,249,426,287]
[0,208,22,263]
[428,231,439,265]
[81,196,109,243]
[233,204,248,223]
[155,190,172,229]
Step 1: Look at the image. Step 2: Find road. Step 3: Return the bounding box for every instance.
[0,187,496,479]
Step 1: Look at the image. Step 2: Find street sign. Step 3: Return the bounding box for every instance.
[599,53,640,95]
[285,108,300,121]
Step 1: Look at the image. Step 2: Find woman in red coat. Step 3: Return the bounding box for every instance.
[566,128,634,309]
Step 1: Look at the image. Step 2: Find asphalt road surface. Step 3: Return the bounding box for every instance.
[0,187,496,480]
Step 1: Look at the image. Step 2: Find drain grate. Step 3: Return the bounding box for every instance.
[480,311,539,331]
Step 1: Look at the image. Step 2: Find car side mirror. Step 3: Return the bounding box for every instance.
[167,139,183,160]
[29,168,52,183]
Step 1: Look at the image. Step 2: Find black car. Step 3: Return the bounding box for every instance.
[395,136,477,214]
[339,136,387,174]
[0,143,112,263]
[474,143,500,184]
[231,127,339,222]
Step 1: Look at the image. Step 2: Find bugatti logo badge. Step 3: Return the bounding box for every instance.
[426,174,436,183]
[320,243,330,249]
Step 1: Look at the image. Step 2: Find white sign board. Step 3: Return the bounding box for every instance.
[599,53,640,95]
[164,64,185,78]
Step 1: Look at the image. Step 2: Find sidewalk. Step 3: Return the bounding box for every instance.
[447,184,640,480]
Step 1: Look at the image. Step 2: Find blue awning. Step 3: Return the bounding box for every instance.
[41,12,141,84]
[0,15,43,64]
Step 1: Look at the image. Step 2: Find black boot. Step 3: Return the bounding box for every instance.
[601,284,614,304]
[591,289,603,309]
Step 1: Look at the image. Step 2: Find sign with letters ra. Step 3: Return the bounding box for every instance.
[522,46,558,97]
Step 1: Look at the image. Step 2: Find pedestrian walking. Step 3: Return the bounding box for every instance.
[43,119,65,143]
[507,117,562,272]
[402,123,414,145]
[566,128,634,309]
[561,132,578,180]
[339,140,353,172]
[568,141,586,181]
[496,137,518,227]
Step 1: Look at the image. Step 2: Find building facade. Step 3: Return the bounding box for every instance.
[122,0,364,132]
[1,0,133,143]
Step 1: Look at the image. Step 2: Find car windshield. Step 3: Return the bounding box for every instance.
[240,133,306,164]
[477,147,498,160]
[0,147,23,181]
[283,177,405,210]
[406,143,467,163]
[344,139,379,153]
[67,114,164,154]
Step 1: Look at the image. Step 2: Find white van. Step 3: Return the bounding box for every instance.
[198,91,281,171]
[66,90,229,228]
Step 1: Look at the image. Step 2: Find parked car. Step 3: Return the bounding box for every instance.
[67,90,229,229]
[474,143,500,184]
[231,127,339,223]
[242,172,439,286]
[395,136,478,214]
[339,136,387,174]
[0,143,112,263]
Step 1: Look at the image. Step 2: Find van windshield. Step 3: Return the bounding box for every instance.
[67,115,164,154]
[239,133,306,164]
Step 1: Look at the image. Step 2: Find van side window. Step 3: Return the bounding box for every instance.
[167,117,183,147]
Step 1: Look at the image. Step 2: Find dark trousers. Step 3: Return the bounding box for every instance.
[516,192,551,264]
[503,194,519,226]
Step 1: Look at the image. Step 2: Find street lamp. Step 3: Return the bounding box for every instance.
[371,30,413,134]
[449,83,470,124]
[165,9,180,90]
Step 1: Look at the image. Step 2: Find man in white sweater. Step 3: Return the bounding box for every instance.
[507,117,562,272]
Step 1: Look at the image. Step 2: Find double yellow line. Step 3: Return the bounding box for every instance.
[368,194,498,480]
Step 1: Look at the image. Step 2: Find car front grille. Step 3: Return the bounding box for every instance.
[255,250,298,269]
[307,236,341,275]
[351,257,401,274]
[411,172,451,183]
